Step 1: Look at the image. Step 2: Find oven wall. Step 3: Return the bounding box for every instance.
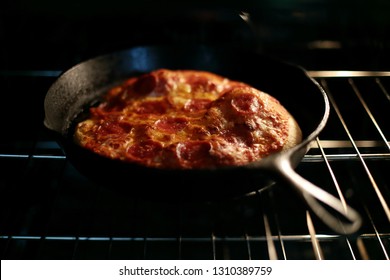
[1,0,390,71]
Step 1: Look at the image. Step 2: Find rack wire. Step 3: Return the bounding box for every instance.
[0,71,389,260]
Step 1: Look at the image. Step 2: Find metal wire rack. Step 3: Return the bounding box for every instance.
[0,71,389,260]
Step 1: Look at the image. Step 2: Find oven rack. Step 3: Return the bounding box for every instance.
[0,71,389,260]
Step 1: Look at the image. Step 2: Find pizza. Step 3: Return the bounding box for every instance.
[74,69,302,169]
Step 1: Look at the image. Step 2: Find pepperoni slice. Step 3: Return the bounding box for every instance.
[153,70,176,94]
[118,121,132,133]
[231,93,260,114]
[126,140,162,160]
[186,74,218,92]
[98,94,128,111]
[133,73,157,95]
[104,138,126,150]
[155,117,188,133]
[134,100,168,114]
[176,141,211,163]
[98,120,127,135]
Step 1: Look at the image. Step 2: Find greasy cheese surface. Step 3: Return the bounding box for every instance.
[74,69,291,169]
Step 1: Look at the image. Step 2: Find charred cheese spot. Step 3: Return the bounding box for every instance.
[74,69,301,169]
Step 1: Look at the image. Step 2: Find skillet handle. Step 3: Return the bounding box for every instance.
[270,155,362,234]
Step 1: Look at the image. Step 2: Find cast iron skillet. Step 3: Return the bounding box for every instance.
[44,45,362,234]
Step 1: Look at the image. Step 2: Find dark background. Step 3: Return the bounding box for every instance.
[1,0,390,72]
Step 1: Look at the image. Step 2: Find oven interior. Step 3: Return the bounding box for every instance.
[1,0,389,260]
